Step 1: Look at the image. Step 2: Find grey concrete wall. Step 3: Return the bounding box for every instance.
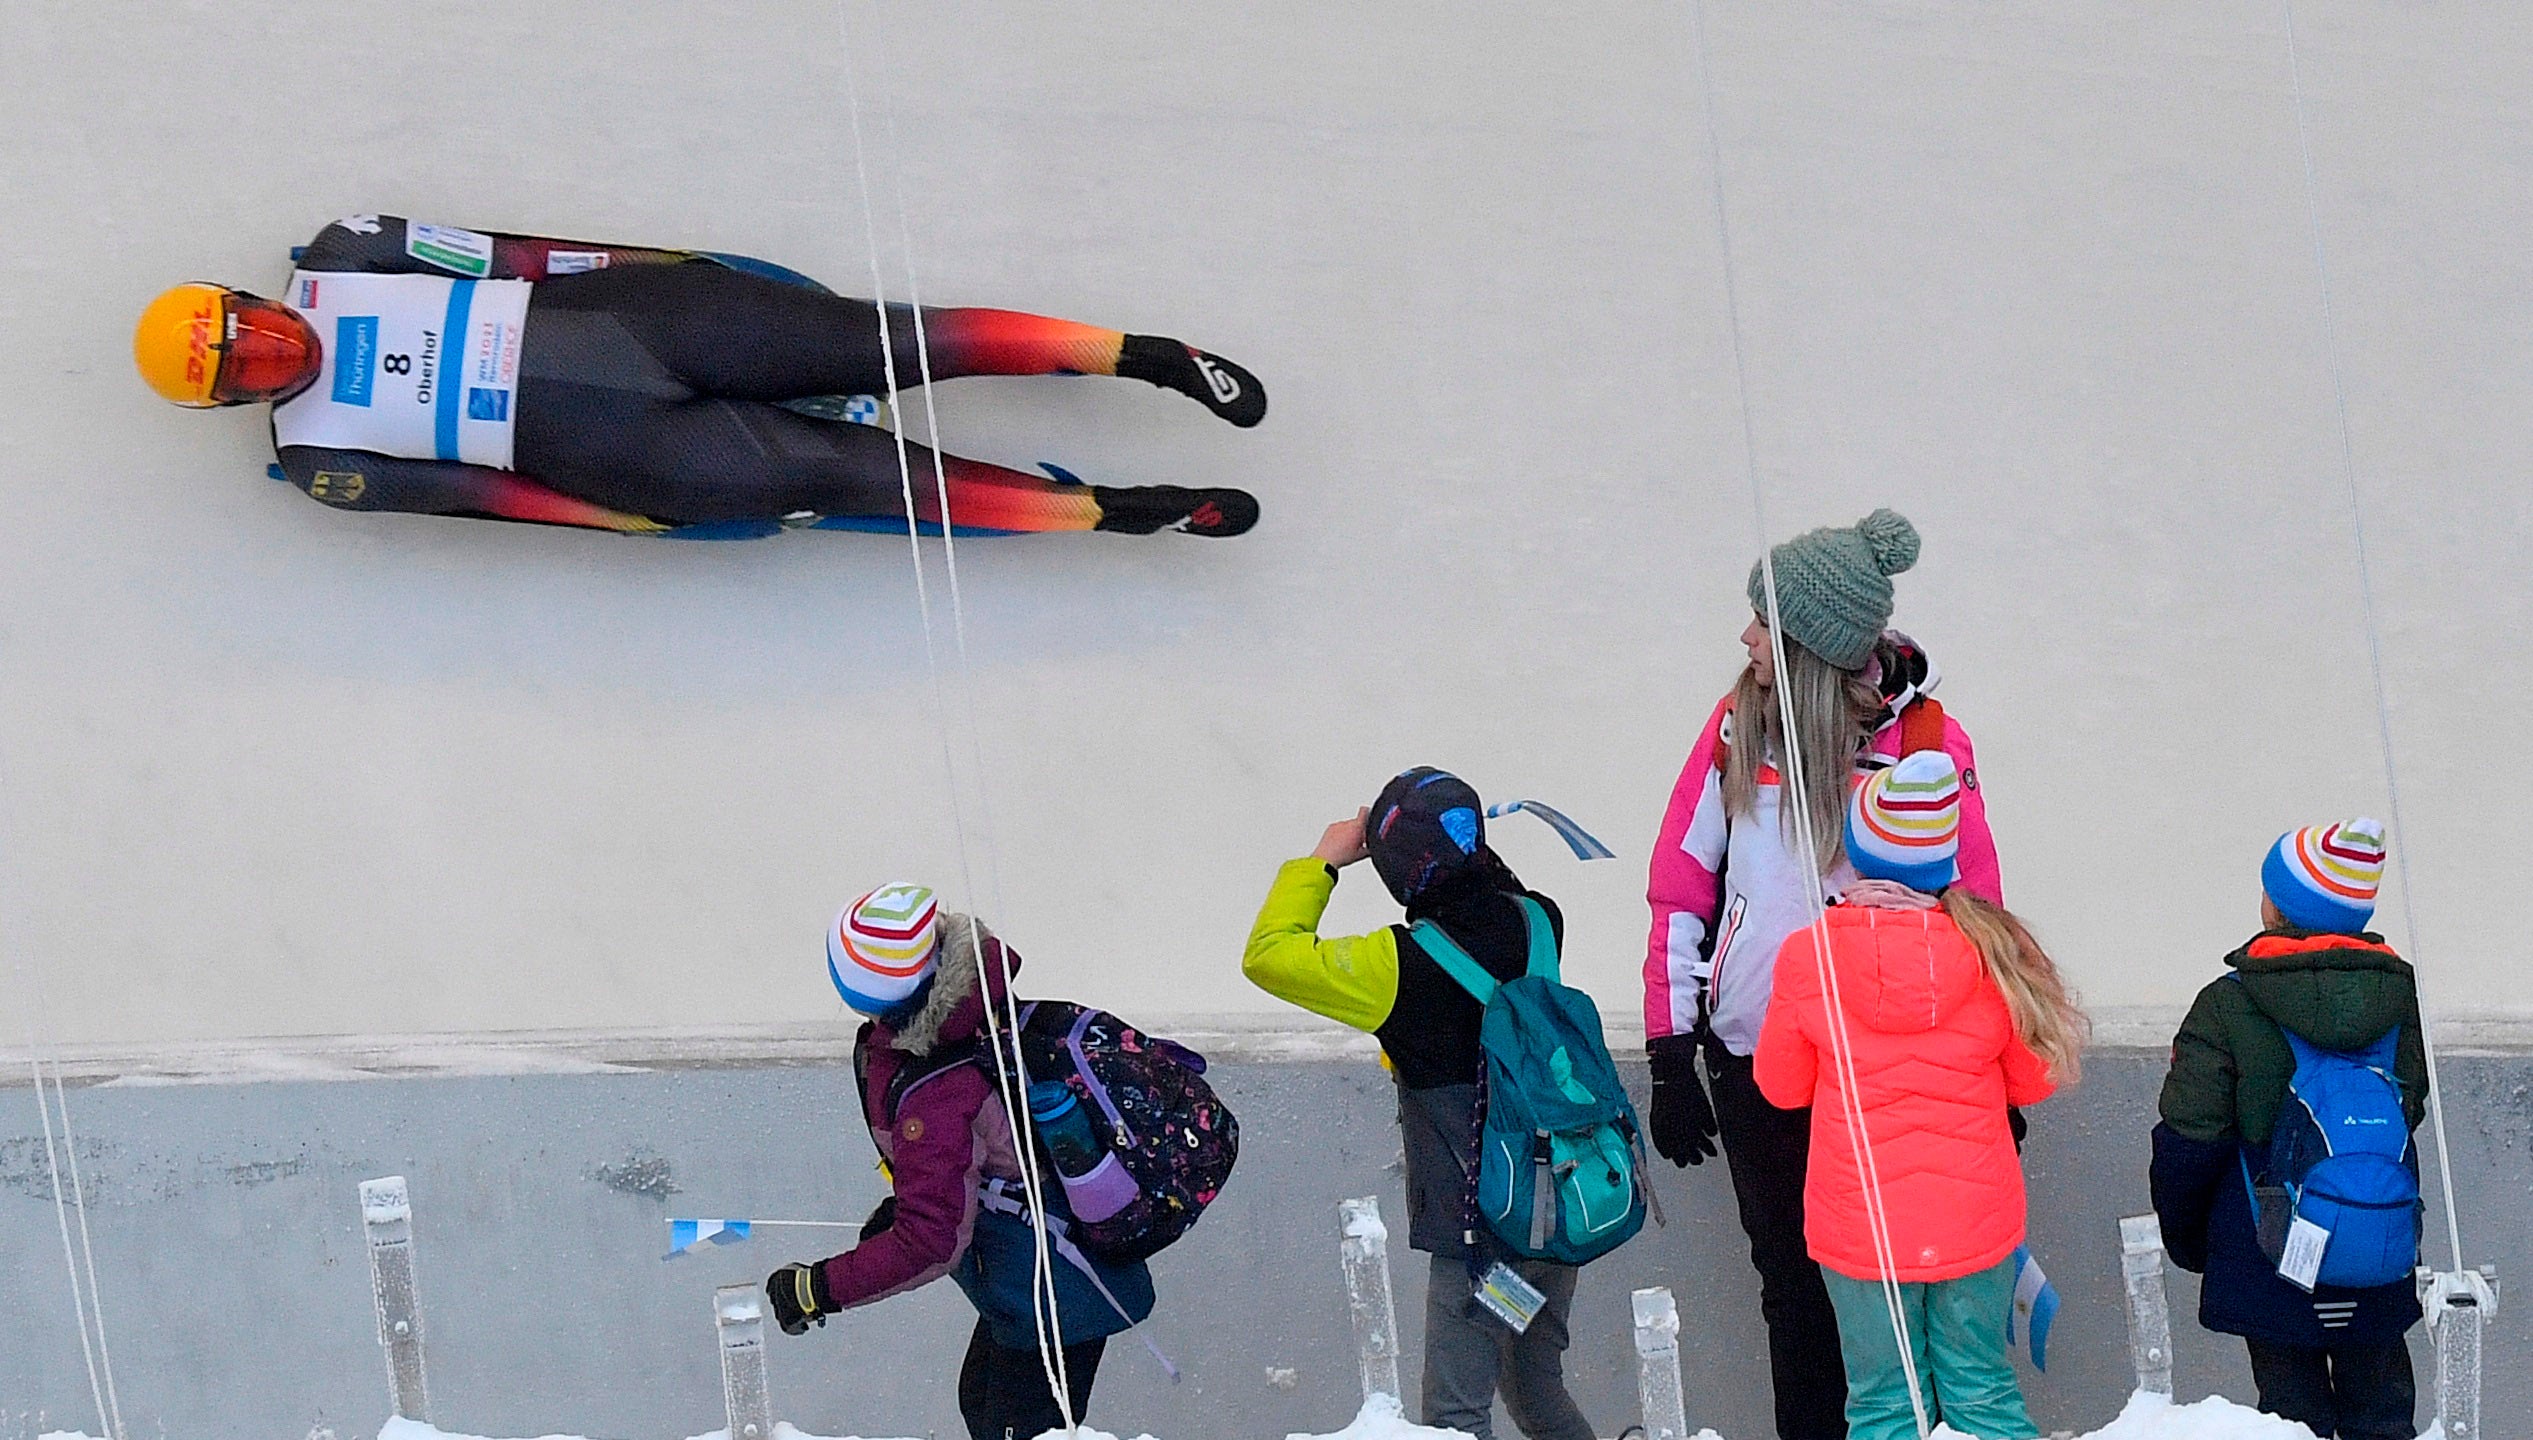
[3,1053,2525,1439]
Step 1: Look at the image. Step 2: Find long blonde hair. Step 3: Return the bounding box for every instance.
[1722,636,1884,876]
[1942,890,2089,1085]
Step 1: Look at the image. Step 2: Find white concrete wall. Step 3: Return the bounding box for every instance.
[1,1,2527,1049]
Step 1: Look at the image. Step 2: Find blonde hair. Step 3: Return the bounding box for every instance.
[1722,636,1884,876]
[1942,890,2089,1085]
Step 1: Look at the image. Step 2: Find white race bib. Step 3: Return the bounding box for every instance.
[271,269,532,468]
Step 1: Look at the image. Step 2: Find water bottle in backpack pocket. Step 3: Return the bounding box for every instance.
[2243,1025,2422,1292]
[1028,1080,1143,1223]
[1412,896,1654,1267]
[1008,1001,1241,1264]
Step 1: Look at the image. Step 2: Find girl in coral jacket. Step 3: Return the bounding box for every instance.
[1754,752,2086,1440]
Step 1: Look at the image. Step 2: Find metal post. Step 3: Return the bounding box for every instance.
[2118,1214,2174,1397]
[2434,1299,2480,1440]
[359,1176,429,1422]
[1338,1196,1403,1403]
[715,1283,776,1440]
[2422,1266,2498,1439]
[1632,1286,1689,1440]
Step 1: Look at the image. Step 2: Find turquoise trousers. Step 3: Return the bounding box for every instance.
[1821,1257,2036,1440]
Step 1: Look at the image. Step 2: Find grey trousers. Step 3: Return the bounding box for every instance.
[1421,1254,1595,1440]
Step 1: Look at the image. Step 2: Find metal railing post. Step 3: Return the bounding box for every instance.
[1338,1196,1403,1404]
[359,1176,430,1422]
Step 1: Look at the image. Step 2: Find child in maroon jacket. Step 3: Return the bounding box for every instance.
[765,883,1154,1440]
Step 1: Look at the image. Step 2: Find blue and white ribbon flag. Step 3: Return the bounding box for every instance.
[1486,800,1615,861]
[2006,1245,2060,1372]
[664,1216,859,1261]
[665,1218,754,1257]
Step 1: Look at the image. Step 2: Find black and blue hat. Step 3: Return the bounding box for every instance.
[1368,767,1490,905]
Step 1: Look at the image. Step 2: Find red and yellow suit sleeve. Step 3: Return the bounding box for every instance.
[458,468,669,532]
[274,445,669,533]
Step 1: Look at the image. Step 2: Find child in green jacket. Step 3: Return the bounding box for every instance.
[2150,819,2428,1440]
[1244,768,1593,1440]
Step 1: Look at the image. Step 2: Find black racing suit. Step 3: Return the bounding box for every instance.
[270,216,1255,536]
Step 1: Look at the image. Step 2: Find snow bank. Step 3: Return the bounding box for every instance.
[370,1416,1163,1440]
[1282,1393,1472,1440]
[25,1389,2391,1440]
[2008,1388,2387,1439]
[347,1400,1466,1440]
[380,1419,906,1440]
[382,1420,659,1440]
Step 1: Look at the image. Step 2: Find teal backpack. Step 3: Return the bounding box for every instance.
[1412,897,1655,1265]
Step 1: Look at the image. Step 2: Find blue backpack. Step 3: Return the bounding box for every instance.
[2244,1024,2422,1291]
[1412,897,1652,1265]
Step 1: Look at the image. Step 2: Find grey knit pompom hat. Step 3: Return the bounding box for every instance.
[1745,508,1921,671]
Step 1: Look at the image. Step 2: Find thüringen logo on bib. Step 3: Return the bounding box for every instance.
[332,316,379,406]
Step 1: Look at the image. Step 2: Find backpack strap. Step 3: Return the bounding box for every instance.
[977,1178,1181,1381]
[1412,894,1562,1003]
[878,1035,984,1127]
[1410,919,1502,1005]
[852,1021,877,1118]
[1899,696,1948,758]
[1513,895,1560,982]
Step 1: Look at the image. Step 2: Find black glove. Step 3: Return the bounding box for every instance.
[1647,1033,1720,1168]
[766,1261,834,1336]
[2008,1106,2029,1153]
[859,1194,898,1242]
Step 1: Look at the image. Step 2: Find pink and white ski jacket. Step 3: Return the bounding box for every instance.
[1643,661,2001,1056]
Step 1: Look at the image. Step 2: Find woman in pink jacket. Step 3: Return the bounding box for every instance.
[1644,509,2001,1439]
[1755,753,2085,1440]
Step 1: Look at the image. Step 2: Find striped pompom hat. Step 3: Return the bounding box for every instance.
[827,882,942,1015]
[1845,750,1962,892]
[2262,819,2387,934]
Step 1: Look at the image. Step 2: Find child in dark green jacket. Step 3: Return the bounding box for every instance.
[2150,819,2427,1440]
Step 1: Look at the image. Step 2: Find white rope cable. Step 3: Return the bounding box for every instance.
[1686,2,1930,1432]
[46,1059,126,1440]
[2277,0,2466,1277]
[6,761,125,1440]
[835,6,1077,1423]
[862,13,1079,1416]
[7,23,135,1429]
[877,51,1013,932]
[858,12,1080,1407]
[24,1048,114,1439]
[862,49,1075,1377]
[1754,565,1932,1440]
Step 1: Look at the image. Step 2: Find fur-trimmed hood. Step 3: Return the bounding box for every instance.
[883,913,1018,1056]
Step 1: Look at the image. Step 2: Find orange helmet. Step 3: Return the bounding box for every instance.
[133,283,321,407]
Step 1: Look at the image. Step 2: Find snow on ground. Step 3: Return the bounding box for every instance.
[382,1421,903,1440]
[24,1389,2416,1440]
[1278,1393,1541,1440]
[2006,1388,2380,1439]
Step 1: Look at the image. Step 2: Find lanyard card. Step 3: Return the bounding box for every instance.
[1475,1261,1548,1334]
[2277,1215,2331,1293]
